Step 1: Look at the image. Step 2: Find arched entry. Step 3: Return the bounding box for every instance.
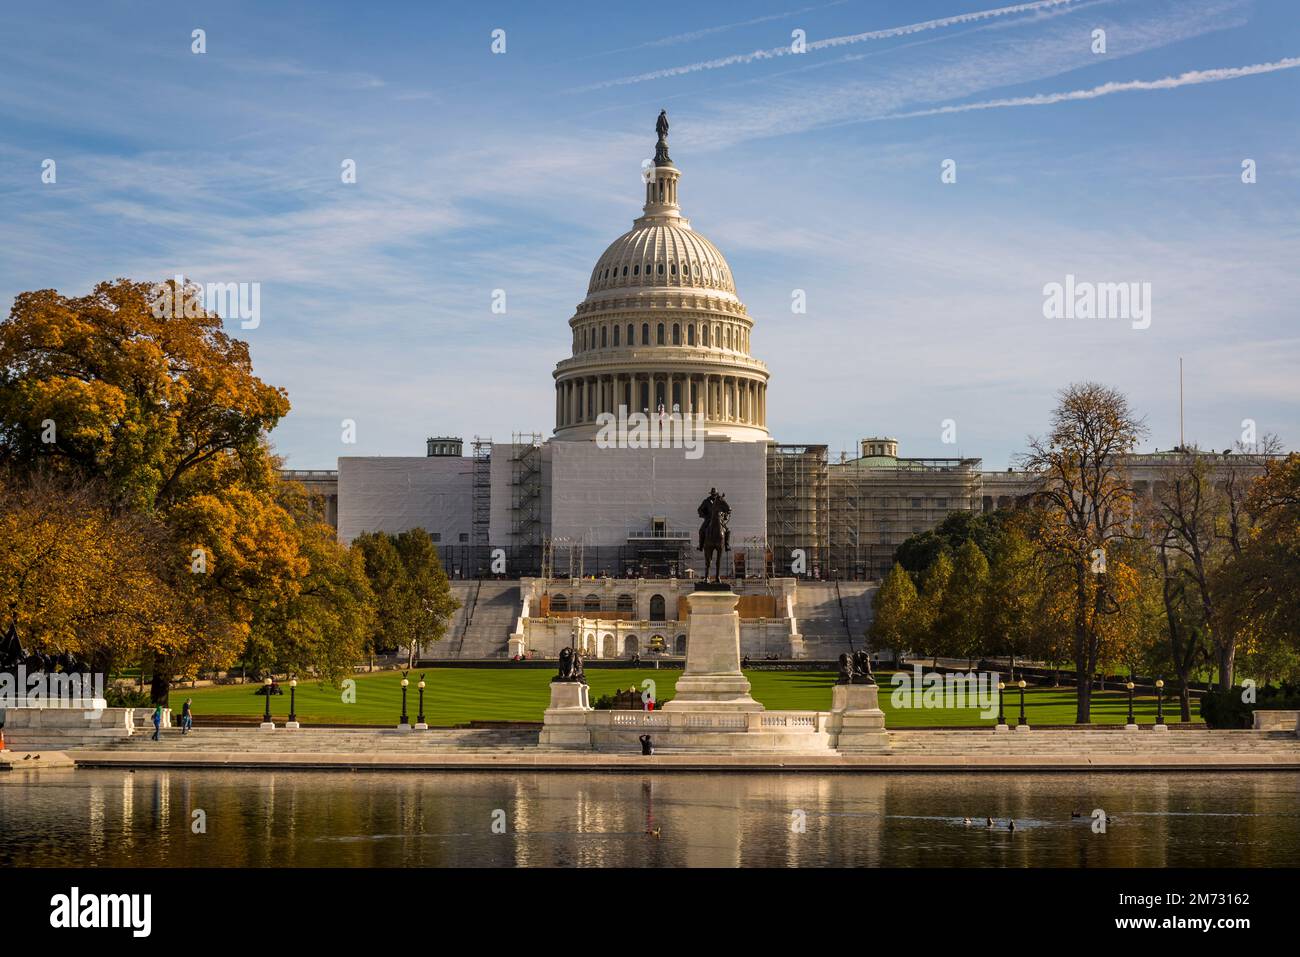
[583,632,596,655]
[623,635,639,657]
[649,594,666,621]
[601,634,617,658]
[674,634,687,656]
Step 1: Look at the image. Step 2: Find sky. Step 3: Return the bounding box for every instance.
[1,0,1297,469]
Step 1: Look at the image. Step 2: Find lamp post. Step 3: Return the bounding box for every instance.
[1125,680,1137,730]
[415,674,428,730]
[398,673,410,730]
[1154,678,1167,732]
[260,676,275,730]
[996,680,1008,731]
[1016,679,1028,729]
[286,676,300,730]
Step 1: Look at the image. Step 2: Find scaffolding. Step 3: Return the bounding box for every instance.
[510,432,543,572]
[765,444,829,578]
[542,536,584,581]
[827,455,984,580]
[470,436,492,572]
[741,535,769,582]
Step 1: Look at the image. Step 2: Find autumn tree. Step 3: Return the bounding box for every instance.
[0,471,183,674]
[986,521,1046,679]
[0,279,344,702]
[0,279,289,511]
[936,539,990,667]
[393,528,459,667]
[245,482,375,684]
[353,529,459,666]
[1020,382,1147,722]
[1213,451,1300,684]
[870,563,918,664]
[911,549,954,664]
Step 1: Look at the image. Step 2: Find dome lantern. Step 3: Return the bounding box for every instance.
[640,110,682,226]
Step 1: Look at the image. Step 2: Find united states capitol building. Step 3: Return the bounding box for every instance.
[285,115,1271,661]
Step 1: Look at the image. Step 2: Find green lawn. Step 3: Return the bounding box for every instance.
[174,669,1198,728]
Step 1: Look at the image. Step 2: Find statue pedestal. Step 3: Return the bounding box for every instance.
[662,589,761,713]
[538,681,594,749]
[538,589,840,753]
[827,683,888,751]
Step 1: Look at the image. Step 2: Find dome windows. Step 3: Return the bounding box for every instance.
[613,325,620,347]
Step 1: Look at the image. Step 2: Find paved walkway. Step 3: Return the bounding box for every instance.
[11,726,1296,773]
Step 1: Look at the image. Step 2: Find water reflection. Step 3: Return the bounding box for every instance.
[1,769,1297,868]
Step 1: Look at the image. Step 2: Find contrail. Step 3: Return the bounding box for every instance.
[569,1,850,62]
[579,0,1082,90]
[875,56,1300,120]
[641,2,850,49]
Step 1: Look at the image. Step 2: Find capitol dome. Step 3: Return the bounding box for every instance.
[553,112,770,443]
[586,223,736,298]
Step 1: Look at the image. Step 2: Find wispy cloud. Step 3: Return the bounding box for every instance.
[578,0,1086,90]
[877,56,1300,120]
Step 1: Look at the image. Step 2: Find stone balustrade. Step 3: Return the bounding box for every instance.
[595,709,826,734]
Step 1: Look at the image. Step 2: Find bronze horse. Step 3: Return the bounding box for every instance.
[700,494,731,583]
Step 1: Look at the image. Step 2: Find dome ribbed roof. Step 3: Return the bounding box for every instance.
[587,223,735,296]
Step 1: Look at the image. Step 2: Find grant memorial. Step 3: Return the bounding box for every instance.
[538,491,887,753]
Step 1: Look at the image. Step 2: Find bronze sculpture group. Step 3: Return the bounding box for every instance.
[554,646,586,684]
[0,622,89,677]
[837,650,876,685]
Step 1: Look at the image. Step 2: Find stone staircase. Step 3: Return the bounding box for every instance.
[42,726,541,754]
[454,581,520,658]
[792,583,852,658]
[887,728,1299,755]
[422,581,519,659]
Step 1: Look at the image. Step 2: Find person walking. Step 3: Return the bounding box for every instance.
[150,705,162,742]
[181,699,193,735]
